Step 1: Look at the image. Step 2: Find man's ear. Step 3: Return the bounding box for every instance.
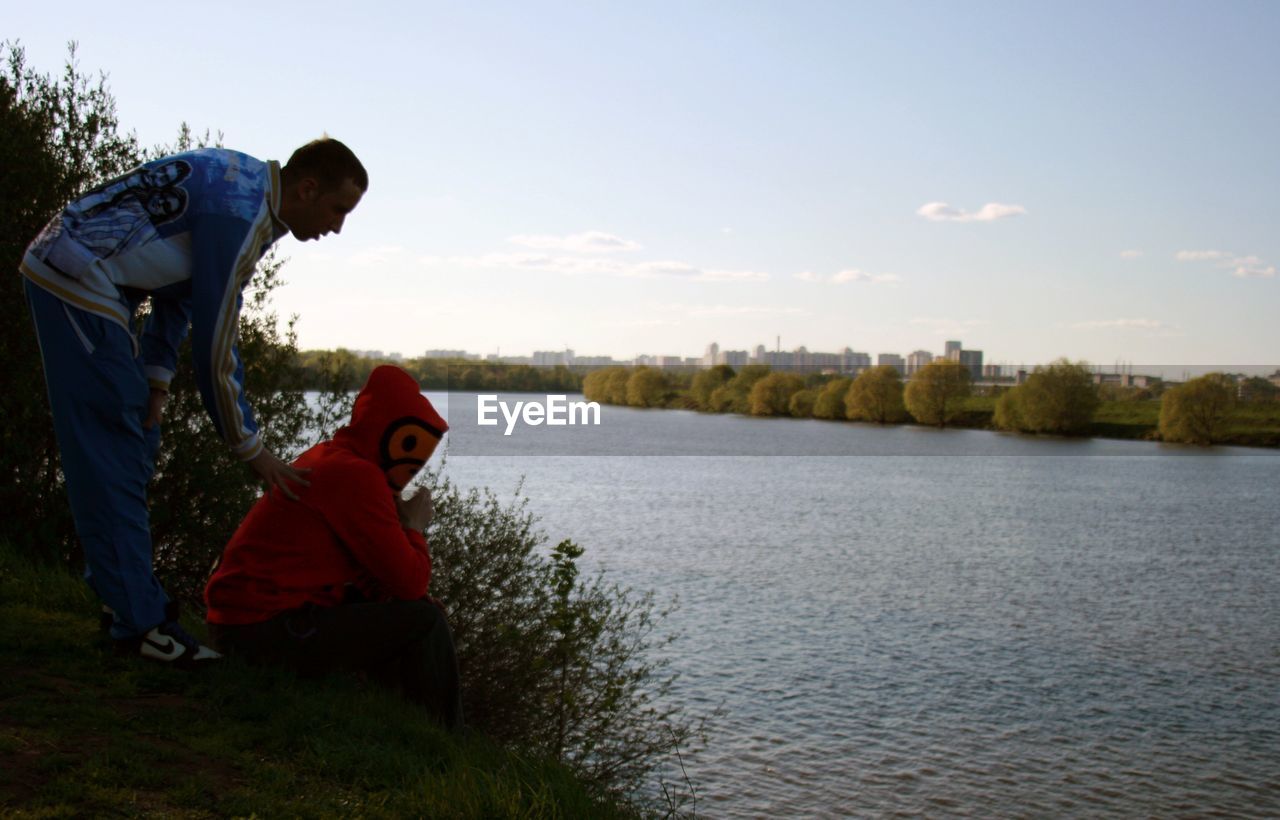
[296,176,320,202]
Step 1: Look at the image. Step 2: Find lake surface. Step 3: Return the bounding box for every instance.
[424,393,1280,817]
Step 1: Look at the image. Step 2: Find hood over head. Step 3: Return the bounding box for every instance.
[333,365,447,490]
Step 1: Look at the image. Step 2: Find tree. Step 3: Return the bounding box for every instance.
[0,43,349,598]
[583,366,631,405]
[994,359,1099,435]
[625,366,668,407]
[707,364,771,414]
[1159,373,1236,445]
[903,361,971,428]
[845,366,907,423]
[811,377,852,420]
[690,364,735,410]
[788,388,817,418]
[1,42,142,561]
[748,371,805,416]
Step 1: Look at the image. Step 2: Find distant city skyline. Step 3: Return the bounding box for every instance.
[10,2,1278,366]
[345,340,1276,381]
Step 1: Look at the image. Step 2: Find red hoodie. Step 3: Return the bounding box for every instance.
[205,366,448,625]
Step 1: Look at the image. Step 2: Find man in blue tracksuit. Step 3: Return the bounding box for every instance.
[21,137,367,665]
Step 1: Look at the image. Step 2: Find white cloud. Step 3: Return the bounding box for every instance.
[1068,318,1169,330]
[1119,249,1144,259]
[1176,249,1275,278]
[658,303,805,318]
[793,269,899,284]
[1230,256,1277,279]
[832,269,900,284]
[1175,249,1230,262]
[917,201,1026,222]
[507,231,642,253]
[699,269,771,282]
[420,252,766,281]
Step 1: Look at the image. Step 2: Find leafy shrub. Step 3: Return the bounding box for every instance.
[421,468,705,803]
[1,42,141,563]
[626,366,669,407]
[812,377,852,420]
[846,366,907,423]
[994,360,1098,435]
[903,361,971,427]
[689,364,735,410]
[1159,373,1236,445]
[789,388,817,418]
[748,371,805,416]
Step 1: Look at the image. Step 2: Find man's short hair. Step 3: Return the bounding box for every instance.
[283,137,368,193]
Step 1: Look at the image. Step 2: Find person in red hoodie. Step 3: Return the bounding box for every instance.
[205,365,460,729]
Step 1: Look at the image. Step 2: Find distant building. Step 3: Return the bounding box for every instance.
[421,349,479,360]
[906,350,933,375]
[945,340,962,360]
[702,342,720,367]
[721,350,750,367]
[878,353,905,374]
[843,349,872,374]
[532,349,575,366]
[1092,372,1156,389]
[958,349,983,380]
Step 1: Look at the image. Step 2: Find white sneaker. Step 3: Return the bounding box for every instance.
[138,620,222,665]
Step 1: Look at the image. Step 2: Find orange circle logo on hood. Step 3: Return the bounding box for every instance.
[379,416,443,490]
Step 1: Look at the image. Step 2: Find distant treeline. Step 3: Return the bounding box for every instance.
[295,350,585,392]
[582,361,1280,448]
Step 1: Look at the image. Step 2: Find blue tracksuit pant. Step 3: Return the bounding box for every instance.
[26,279,169,640]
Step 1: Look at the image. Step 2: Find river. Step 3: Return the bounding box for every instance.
[419,392,1280,817]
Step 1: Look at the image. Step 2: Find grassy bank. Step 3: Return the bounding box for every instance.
[672,393,1280,449]
[949,397,1280,447]
[0,542,635,819]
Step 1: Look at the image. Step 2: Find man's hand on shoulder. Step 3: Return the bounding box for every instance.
[248,449,312,501]
[397,487,434,532]
[143,388,167,430]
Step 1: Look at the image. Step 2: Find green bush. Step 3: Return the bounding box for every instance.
[626,366,668,407]
[846,366,907,423]
[747,371,804,416]
[994,360,1098,435]
[690,364,735,410]
[1,42,142,563]
[789,388,817,418]
[903,361,971,427]
[812,377,852,420]
[421,468,704,804]
[1159,373,1237,445]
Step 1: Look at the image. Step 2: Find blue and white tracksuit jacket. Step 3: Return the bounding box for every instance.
[21,148,286,639]
[22,148,286,461]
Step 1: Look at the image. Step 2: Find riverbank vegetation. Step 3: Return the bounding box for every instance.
[2,43,701,815]
[0,539,641,818]
[581,363,1280,448]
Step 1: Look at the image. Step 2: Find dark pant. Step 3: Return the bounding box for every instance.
[209,599,463,730]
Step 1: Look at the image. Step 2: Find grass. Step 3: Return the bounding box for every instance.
[0,542,638,819]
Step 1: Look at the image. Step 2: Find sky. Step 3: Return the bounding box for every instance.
[8,1,1279,368]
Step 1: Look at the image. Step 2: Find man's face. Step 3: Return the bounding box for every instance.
[289,177,364,242]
